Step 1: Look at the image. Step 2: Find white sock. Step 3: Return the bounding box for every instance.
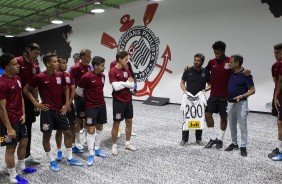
[84,128,88,140]
[58,148,62,152]
[208,127,216,140]
[87,133,96,156]
[217,130,226,141]
[112,144,117,148]
[46,151,55,162]
[72,143,75,148]
[16,159,25,171]
[66,148,72,160]
[125,141,130,146]
[8,167,17,182]
[95,130,102,150]
[76,133,81,144]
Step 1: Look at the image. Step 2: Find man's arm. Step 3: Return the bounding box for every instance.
[19,96,25,124]
[0,99,16,139]
[60,86,70,115]
[274,75,282,110]
[205,83,211,92]
[180,80,187,93]
[273,76,278,84]
[23,84,49,111]
[233,86,255,102]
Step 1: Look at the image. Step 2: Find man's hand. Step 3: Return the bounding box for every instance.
[7,128,16,139]
[233,95,241,102]
[274,98,280,112]
[36,103,50,111]
[20,114,26,124]
[242,69,251,76]
[127,77,134,82]
[61,103,70,115]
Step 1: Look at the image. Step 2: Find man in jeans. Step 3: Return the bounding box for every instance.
[224,55,255,157]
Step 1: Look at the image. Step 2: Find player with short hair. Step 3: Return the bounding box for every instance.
[23,53,83,172]
[76,56,107,166]
[109,51,137,155]
[0,53,37,184]
[180,53,210,146]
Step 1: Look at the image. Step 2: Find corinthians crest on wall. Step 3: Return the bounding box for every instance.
[101,3,172,97]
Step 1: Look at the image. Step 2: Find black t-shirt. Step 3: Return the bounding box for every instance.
[181,67,210,96]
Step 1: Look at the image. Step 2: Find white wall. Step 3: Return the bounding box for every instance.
[66,0,281,112]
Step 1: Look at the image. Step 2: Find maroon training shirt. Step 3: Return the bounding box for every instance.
[109,67,132,102]
[206,57,231,97]
[78,72,106,109]
[0,75,23,124]
[110,60,134,79]
[69,62,91,87]
[28,71,66,111]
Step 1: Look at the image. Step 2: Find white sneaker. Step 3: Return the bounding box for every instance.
[25,155,40,165]
[75,143,84,150]
[112,147,118,156]
[131,132,137,136]
[125,144,137,151]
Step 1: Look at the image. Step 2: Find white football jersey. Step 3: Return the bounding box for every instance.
[180,91,207,130]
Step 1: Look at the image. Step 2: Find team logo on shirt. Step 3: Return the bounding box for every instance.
[202,73,205,78]
[123,72,128,78]
[42,123,49,131]
[224,63,230,69]
[17,80,22,88]
[32,68,36,75]
[65,77,71,84]
[4,135,12,143]
[86,117,92,125]
[56,77,62,84]
[101,3,172,97]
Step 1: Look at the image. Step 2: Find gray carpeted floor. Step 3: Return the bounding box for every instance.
[1,98,282,184]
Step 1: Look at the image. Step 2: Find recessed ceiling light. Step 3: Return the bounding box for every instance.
[51,20,63,24]
[25,27,35,31]
[5,34,14,38]
[91,9,105,13]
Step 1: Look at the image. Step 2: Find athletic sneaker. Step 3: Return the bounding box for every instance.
[179,140,187,146]
[268,148,279,158]
[72,145,84,153]
[125,144,137,151]
[272,153,282,161]
[17,167,37,174]
[50,161,60,172]
[86,155,94,166]
[95,149,107,158]
[131,132,137,136]
[224,143,239,151]
[56,151,63,161]
[240,147,247,157]
[112,147,118,156]
[67,158,83,166]
[25,155,40,165]
[205,139,217,148]
[196,140,205,146]
[216,139,223,149]
[10,175,28,184]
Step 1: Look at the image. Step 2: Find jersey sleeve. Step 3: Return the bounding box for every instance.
[78,74,88,89]
[181,70,188,81]
[271,65,275,77]
[0,83,8,100]
[28,74,40,88]
[69,73,75,86]
[108,69,118,84]
[245,75,254,88]
[205,60,212,71]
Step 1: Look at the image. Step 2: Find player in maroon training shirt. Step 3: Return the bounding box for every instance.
[0,53,36,184]
[55,58,77,161]
[268,43,282,159]
[69,49,92,153]
[23,53,83,172]
[16,43,41,165]
[109,51,137,156]
[76,56,107,166]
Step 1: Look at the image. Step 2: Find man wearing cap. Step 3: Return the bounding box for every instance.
[16,43,41,164]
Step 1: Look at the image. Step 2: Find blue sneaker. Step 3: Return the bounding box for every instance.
[95,149,107,158]
[72,146,84,153]
[272,153,282,161]
[50,161,60,172]
[67,158,83,166]
[86,155,94,166]
[56,151,63,161]
[18,167,37,174]
[11,175,28,184]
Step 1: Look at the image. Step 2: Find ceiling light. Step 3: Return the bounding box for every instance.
[51,19,63,24]
[25,26,35,31]
[91,2,105,13]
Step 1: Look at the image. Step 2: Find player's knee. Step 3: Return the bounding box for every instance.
[87,127,96,134]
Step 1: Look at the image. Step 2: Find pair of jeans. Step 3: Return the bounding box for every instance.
[227,100,249,147]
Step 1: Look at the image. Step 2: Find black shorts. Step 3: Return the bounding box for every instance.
[40,110,70,133]
[74,96,86,119]
[85,105,107,126]
[67,103,76,126]
[0,122,28,146]
[206,96,227,117]
[113,99,133,121]
[25,101,36,124]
